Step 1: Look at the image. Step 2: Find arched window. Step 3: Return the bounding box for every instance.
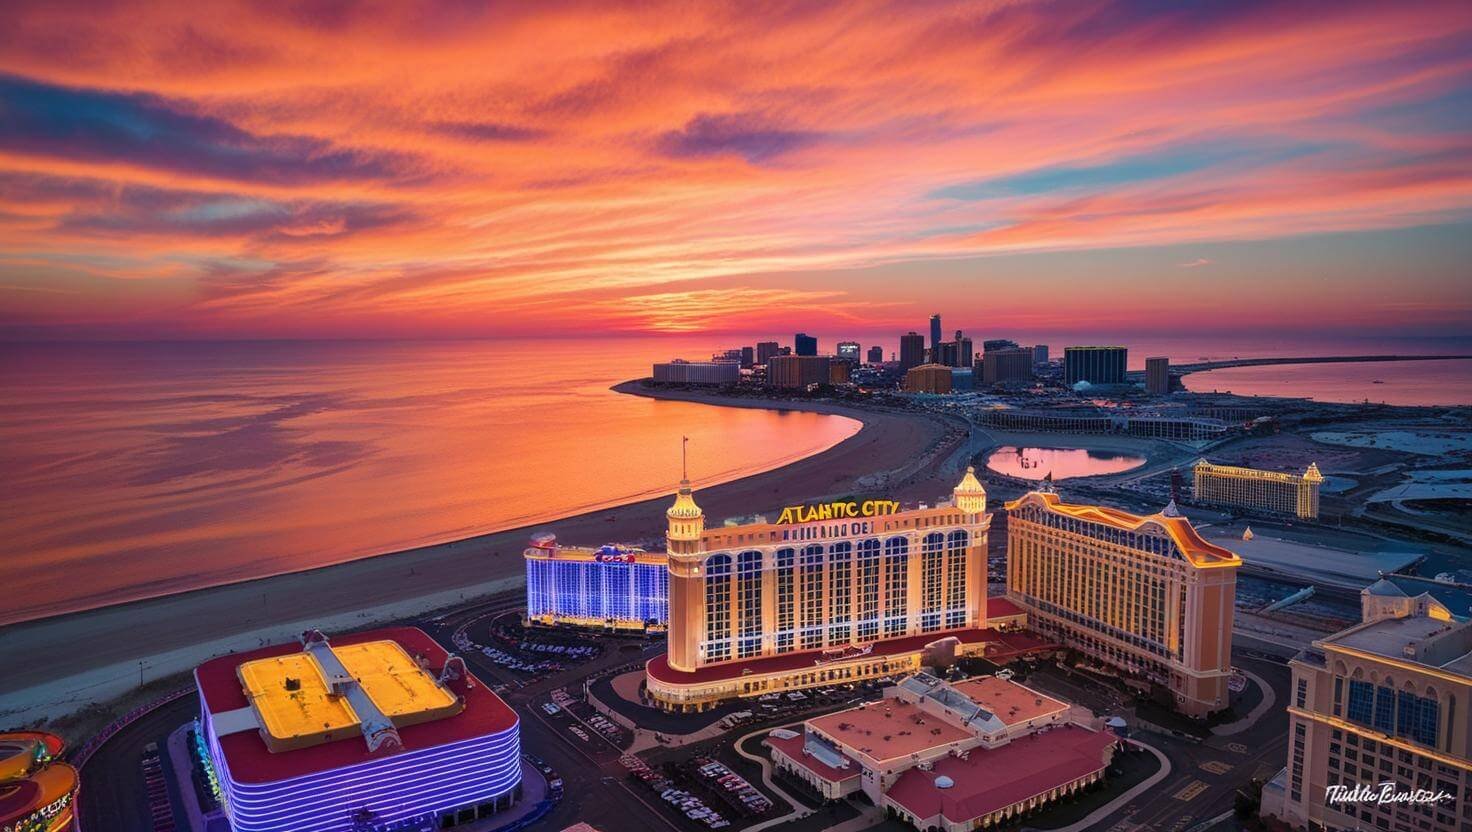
[945,530,969,628]
[829,542,853,644]
[704,554,732,662]
[774,548,796,653]
[920,532,945,632]
[737,551,763,658]
[800,545,825,649]
[883,537,910,637]
[857,539,881,641]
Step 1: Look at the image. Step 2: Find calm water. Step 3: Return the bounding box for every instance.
[1183,358,1472,406]
[983,446,1146,480]
[0,340,859,624]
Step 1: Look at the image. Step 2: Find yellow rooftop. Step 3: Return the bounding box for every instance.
[237,639,461,752]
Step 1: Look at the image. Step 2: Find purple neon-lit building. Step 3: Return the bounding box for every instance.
[194,626,521,832]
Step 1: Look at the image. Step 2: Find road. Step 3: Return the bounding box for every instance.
[77,692,198,832]
[1028,652,1292,832]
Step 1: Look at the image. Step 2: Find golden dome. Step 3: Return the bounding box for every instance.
[667,479,703,520]
[953,465,987,513]
[954,465,986,495]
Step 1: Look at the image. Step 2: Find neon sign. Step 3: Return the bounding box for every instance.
[775,499,900,525]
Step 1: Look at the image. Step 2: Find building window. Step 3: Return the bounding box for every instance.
[1296,678,1307,708]
[1347,680,1374,726]
[737,551,763,658]
[704,554,732,662]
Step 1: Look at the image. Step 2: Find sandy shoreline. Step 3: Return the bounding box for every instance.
[0,381,970,727]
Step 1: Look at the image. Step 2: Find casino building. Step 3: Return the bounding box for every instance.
[646,468,1016,711]
[1005,489,1241,717]
[524,537,668,632]
[195,626,520,832]
[0,732,77,832]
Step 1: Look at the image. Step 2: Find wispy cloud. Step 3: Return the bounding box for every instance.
[0,0,1468,337]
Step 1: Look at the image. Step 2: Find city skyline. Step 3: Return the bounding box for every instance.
[2,1,1471,340]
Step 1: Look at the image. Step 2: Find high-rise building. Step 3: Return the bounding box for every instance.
[756,341,780,366]
[740,346,755,369]
[1192,460,1323,520]
[795,333,818,356]
[902,363,953,394]
[1005,491,1241,717]
[982,347,1034,386]
[1064,346,1128,386]
[647,469,995,711]
[1145,356,1170,395]
[1264,587,1472,832]
[929,315,942,353]
[652,360,741,385]
[1033,344,1049,366]
[836,341,861,363]
[829,361,851,384]
[767,354,831,389]
[899,331,926,371]
[866,345,884,364]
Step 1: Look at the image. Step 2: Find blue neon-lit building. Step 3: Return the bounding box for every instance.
[524,536,669,632]
[195,627,521,832]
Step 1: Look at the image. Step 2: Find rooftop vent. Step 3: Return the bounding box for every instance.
[935,775,955,789]
[284,677,301,692]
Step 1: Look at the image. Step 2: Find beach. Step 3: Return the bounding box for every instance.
[0,383,969,728]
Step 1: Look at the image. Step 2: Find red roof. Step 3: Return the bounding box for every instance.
[195,626,517,785]
[886,726,1115,823]
[987,596,1025,618]
[766,733,860,782]
[647,628,1001,685]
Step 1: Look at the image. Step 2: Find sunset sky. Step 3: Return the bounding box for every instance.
[2,0,1470,340]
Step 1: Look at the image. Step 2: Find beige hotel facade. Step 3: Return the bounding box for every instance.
[1005,491,1241,717]
[645,468,998,711]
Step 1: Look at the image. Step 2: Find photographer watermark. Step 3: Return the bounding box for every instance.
[1325,781,1455,806]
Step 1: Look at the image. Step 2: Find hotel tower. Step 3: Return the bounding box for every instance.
[1005,489,1241,717]
[647,468,1001,711]
[1192,459,1323,520]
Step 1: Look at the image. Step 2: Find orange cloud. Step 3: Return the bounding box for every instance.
[0,0,1468,337]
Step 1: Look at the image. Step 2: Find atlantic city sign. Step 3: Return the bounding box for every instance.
[775,499,901,525]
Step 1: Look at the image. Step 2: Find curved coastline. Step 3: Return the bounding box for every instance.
[0,380,964,729]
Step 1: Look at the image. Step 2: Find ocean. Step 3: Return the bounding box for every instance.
[1,334,1467,624]
[0,338,858,624]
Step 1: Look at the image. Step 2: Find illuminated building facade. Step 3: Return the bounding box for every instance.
[195,627,520,832]
[647,469,996,711]
[902,363,952,394]
[524,537,668,632]
[1266,595,1472,832]
[1005,491,1241,717]
[651,360,740,385]
[1192,459,1323,519]
[1063,346,1127,386]
[767,355,831,389]
[0,732,77,832]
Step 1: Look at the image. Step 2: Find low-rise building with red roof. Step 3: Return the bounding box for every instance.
[768,671,1119,831]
